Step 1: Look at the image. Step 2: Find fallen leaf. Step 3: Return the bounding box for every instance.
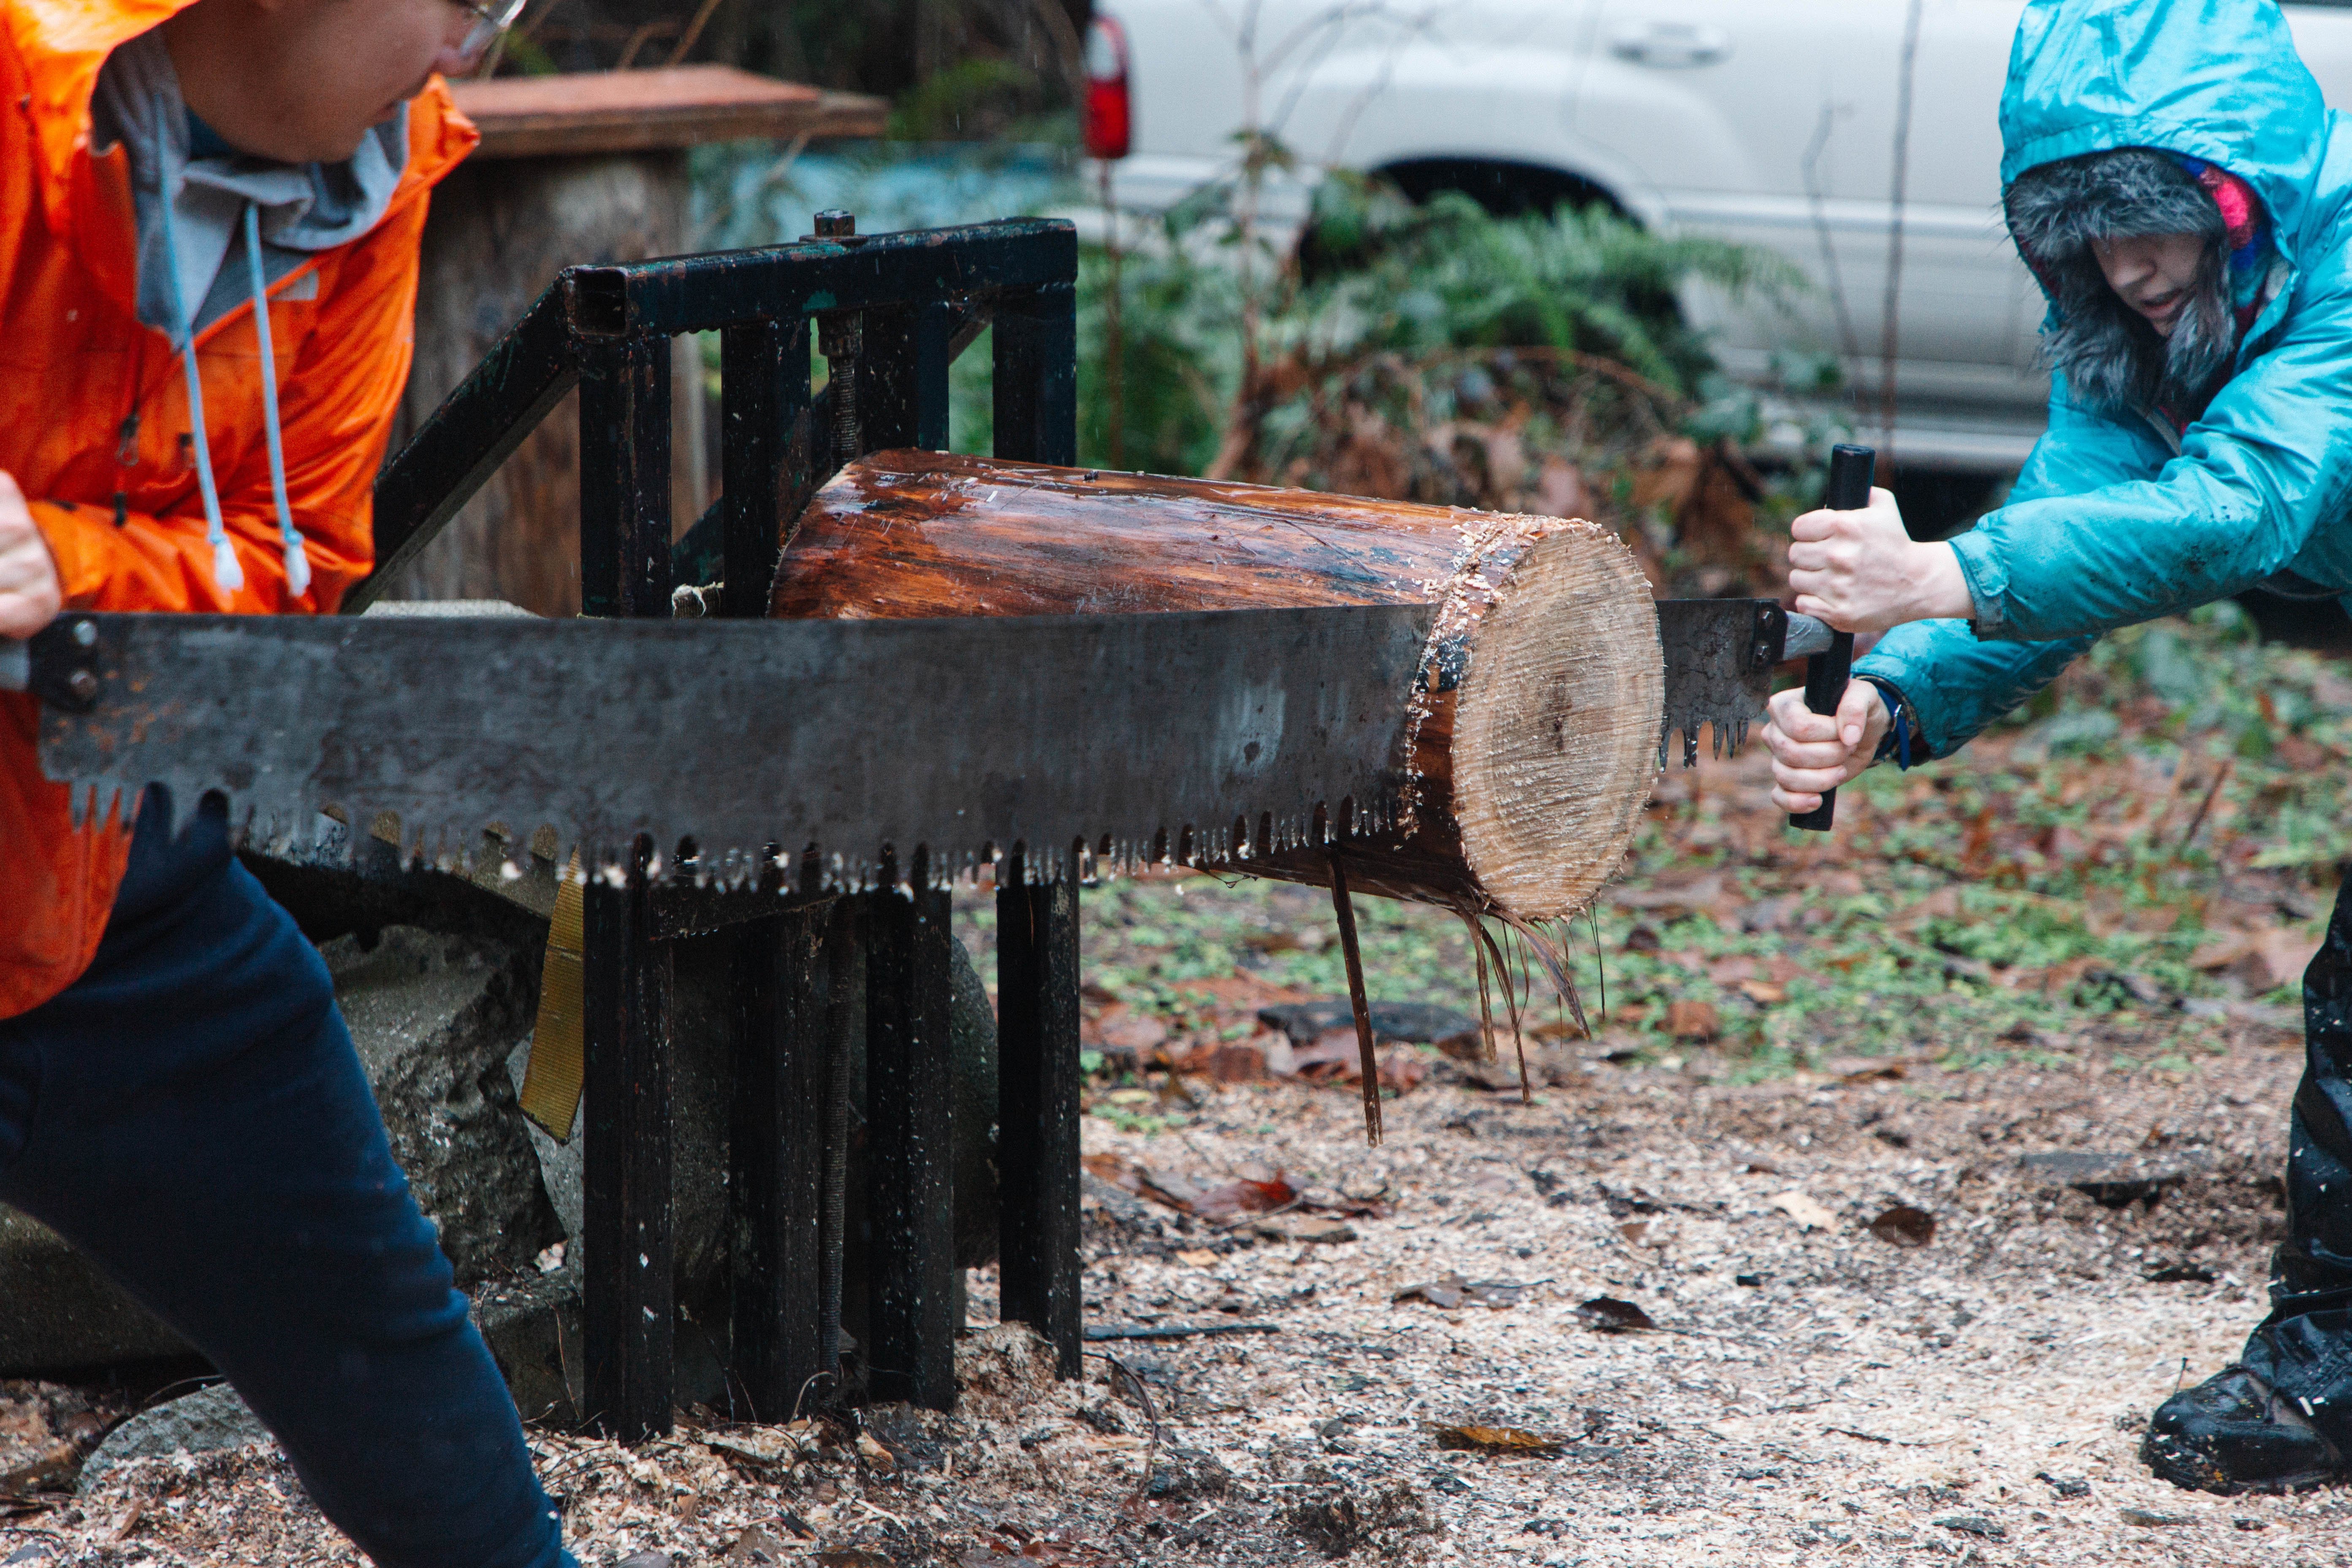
[1867,1204,1937,1248]
[1191,1173,1299,1223]
[1573,1297,1657,1333]
[1257,1218,1356,1245]
[1088,1006,1169,1055]
[1666,999,1720,1040]
[1287,1030,1367,1078]
[1739,979,1786,1005]
[1396,1272,1527,1309]
[814,1553,893,1568]
[725,1528,790,1565]
[2251,928,2322,989]
[1204,1038,1271,1082]
[1613,875,1724,915]
[1825,1056,1909,1084]
[1079,1154,1297,1222]
[706,1429,792,1467]
[1432,1424,1567,1456]
[1773,1191,1838,1230]
[855,1431,898,1474]
[1175,1248,1220,1267]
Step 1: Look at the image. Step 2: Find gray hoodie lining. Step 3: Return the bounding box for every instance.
[90,29,407,337]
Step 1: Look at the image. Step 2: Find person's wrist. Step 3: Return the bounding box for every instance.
[1904,540,1975,622]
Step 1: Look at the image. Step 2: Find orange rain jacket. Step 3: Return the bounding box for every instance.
[0,0,476,1020]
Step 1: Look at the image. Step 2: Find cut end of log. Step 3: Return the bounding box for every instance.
[1450,521,1660,920]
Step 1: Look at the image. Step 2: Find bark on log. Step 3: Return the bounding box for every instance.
[770,450,1661,925]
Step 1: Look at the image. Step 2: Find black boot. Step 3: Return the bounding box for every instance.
[2145,1364,2346,1494]
[2145,876,2352,1494]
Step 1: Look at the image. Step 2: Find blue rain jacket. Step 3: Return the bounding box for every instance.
[1855,0,2352,757]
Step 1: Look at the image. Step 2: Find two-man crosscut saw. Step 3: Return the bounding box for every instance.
[3,597,1831,885]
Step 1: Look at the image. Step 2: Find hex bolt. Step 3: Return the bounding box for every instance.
[71,618,96,647]
[813,209,856,241]
[66,669,98,703]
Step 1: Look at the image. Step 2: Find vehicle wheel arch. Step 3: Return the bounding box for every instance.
[1370,156,1639,225]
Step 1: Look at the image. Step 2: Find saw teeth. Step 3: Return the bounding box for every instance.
[1657,712,1761,769]
[71,780,1413,894]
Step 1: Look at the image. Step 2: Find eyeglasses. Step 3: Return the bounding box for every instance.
[455,0,529,65]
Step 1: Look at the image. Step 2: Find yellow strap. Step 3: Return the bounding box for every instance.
[517,850,587,1141]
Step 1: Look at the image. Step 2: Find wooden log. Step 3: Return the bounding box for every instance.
[769,450,1661,925]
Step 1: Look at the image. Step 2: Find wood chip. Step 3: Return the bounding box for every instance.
[1773,1190,1838,1230]
[1432,1424,1567,1456]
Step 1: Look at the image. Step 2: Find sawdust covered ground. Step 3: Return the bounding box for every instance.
[9,610,2352,1565]
[6,1028,2319,1567]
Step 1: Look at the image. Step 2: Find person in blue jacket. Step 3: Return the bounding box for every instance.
[1765,0,2352,1495]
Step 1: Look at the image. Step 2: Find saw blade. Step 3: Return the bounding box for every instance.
[37,607,1438,887]
[1654,598,1787,768]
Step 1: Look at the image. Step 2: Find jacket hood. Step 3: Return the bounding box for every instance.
[1,0,475,284]
[2001,0,2328,270]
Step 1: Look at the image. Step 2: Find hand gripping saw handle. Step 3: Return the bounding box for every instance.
[1788,442,1874,832]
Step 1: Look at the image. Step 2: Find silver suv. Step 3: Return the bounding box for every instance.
[1094,0,2352,470]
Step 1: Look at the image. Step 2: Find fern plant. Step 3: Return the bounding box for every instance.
[1072,165,1805,480]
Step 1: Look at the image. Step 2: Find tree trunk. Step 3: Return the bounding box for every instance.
[770,450,1662,926]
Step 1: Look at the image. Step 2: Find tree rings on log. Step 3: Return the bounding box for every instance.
[772,450,1660,924]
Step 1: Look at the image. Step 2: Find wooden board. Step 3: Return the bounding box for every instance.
[449,66,887,160]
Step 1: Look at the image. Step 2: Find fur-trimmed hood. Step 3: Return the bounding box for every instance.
[2004,148,2242,420]
[1999,0,2325,412]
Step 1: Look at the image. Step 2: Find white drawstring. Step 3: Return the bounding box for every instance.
[154,143,241,595]
[243,203,307,597]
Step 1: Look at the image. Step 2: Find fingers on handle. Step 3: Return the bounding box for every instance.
[1837,680,1880,746]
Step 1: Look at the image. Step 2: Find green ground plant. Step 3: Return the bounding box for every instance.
[999,605,2351,1102]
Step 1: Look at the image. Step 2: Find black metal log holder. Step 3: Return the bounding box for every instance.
[352,219,1083,1440]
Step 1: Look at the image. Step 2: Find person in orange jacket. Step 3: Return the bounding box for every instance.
[0,2,577,1564]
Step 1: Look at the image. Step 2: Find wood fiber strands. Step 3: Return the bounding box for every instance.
[771,450,1662,926]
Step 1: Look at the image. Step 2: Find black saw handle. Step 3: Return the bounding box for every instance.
[1789,443,1874,832]
[0,617,102,711]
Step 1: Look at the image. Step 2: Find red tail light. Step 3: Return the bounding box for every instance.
[1083,16,1131,160]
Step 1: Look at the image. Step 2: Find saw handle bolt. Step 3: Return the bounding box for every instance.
[1788,443,1872,833]
[5,615,102,710]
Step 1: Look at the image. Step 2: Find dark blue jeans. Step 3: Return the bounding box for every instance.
[0,796,572,1568]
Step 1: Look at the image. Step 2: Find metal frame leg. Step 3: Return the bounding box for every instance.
[991,282,1077,467]
[864,301,953,452]
[727,905,827,1421]
[863,849,958,1409]
[990,289,1084,1378]
[578,336,676,1441]
[581,835,675,1442]
[996,861,1082,1378]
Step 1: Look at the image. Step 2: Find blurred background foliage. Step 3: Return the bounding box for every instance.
[564,0,1846,595]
